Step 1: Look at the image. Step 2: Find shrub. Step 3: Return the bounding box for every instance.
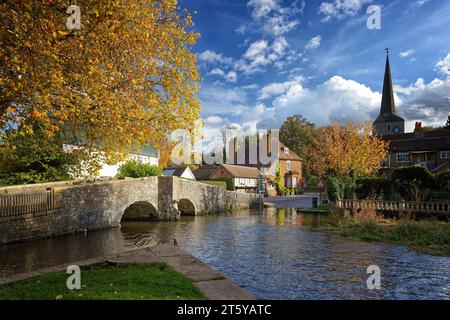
[117,160,162,178]
[391,166,434,201]
[356,176,391,200]
[326,176,356,202]
[435,170,450,192]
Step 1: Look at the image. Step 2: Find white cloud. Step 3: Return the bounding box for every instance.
[305,35,322,51]
[226,71,238,83]
[209,68,238,83]
[259,76,305,100]
[399,49,416,58]
[236,37,298,75]
[210,68,225,76]
[204,116,225,126]
[395,76,450,128]
[197,50,234,66]
[414,0,431,7]
[243,40,269,60]
[246,0,304,36]
[435,53,450,76]
[319,0,371,21]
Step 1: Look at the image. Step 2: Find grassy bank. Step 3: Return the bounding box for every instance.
[323,212,450,256]
[0,263,206,300]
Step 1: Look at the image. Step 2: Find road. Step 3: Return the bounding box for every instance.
[264,193,325,209]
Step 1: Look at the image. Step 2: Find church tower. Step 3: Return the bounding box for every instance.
[373,49,405,136]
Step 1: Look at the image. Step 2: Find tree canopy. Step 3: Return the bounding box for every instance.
[280,115,319,160]
[308,122,388,178]
[1,0,200,177]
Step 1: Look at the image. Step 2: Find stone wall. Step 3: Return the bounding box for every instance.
[0,177,261,244]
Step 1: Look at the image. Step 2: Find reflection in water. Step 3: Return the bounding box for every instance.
[1,208,450,300]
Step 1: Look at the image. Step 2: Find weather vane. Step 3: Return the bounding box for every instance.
[385,48,390,55]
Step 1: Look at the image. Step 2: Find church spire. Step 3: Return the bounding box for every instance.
[380,48,396,115]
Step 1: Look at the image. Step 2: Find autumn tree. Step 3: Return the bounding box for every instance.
[0,0,200,178]
[309,122,388,178]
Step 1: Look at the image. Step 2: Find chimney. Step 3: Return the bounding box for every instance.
[233,137,237,164]
[414,122,424,136]
[267,131,272,156]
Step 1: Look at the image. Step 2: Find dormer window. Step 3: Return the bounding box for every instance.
[284,147,289,154]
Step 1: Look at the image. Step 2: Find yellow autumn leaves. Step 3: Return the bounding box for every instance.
[308,122,389,178]
[1,0,200,168]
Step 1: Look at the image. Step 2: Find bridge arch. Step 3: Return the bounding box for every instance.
[177,198,196,216]
[122,201,159,221]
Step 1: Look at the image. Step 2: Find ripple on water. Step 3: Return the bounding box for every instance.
[0,209,449,300]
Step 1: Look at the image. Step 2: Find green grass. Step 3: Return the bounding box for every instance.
[327,220,450,256]
[303,203,330,212]
[0,263,207,300]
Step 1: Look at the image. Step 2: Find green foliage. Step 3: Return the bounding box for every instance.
[0,131,76,186]
[273,166,283,193]
[328,219,450,256]
[326,176,356,202]
[428,191,450,201]
[117,160,162,178]
[280,114,318,178]
[435,169,450,192]
[0,263,206,300]
[391,166,434,201]
[356,176,392,200]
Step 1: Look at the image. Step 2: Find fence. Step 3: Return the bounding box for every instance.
[0,188,55,219]
[337,199,450,214]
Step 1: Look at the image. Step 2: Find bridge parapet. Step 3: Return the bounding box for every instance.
[0,177,261,244]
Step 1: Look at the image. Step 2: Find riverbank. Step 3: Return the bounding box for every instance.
[322,212,450,257]
[0,244,254,300]
[0,262,206,300]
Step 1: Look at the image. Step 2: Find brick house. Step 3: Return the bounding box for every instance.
[227,133,304,195]
[382,123,450,173]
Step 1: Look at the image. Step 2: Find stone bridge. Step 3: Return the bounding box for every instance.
[0,177,261,244]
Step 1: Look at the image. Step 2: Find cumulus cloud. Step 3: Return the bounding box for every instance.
[319,0,371,22]
[435,53,450,76]
[395,77,450,127]
[259,76,305,100]
[236,37,298,75]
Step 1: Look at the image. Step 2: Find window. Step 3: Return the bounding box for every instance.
[441,151,450,159]
[397,153,411,163]
[286,161,291,171]
[293,177,298,188]
[284,147,289,153]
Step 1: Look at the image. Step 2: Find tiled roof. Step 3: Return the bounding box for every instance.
[279,142,303,161]
[192,165,218,180]
[220,164,260,179]
[163,167,188,177]
[384,130,450,152]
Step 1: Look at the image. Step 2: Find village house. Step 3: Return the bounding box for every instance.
[163,166,196,181]
[192,164,260,193]
[373,50,450,173]
[98,145,160,177]
[226,133,304,195]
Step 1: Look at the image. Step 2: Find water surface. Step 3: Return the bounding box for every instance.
[1,208,449,300]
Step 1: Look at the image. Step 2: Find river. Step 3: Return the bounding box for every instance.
[1,208,449,300]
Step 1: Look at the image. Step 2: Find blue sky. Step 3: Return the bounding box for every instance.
[182,0,450,138]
